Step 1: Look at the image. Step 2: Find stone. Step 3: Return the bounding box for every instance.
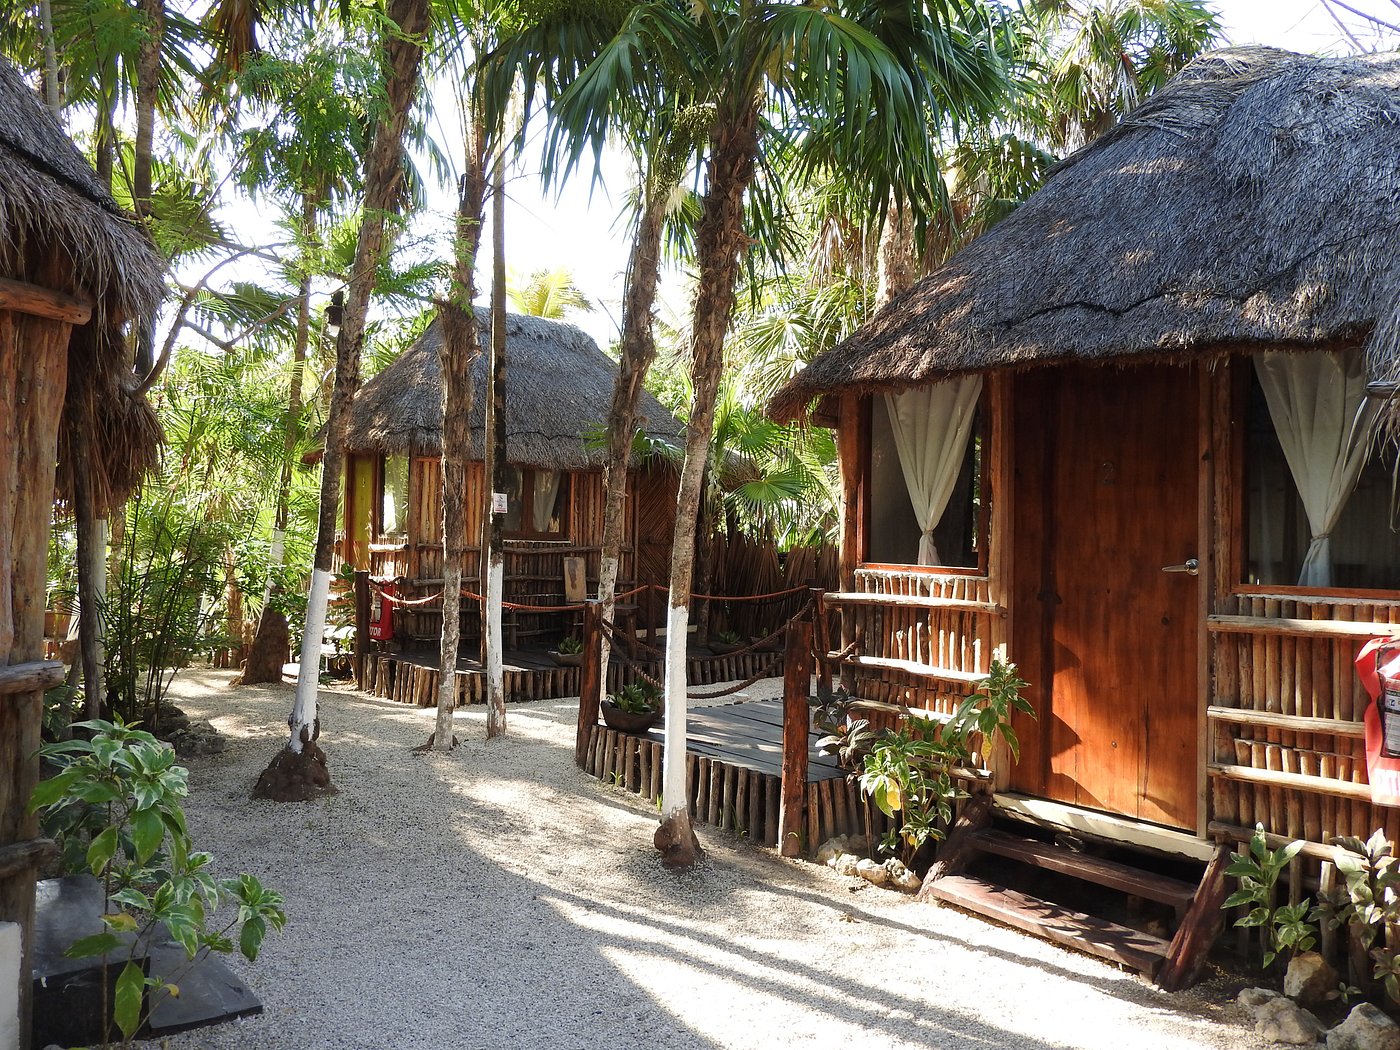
[816,837,849,866]
[1254,997,1323,1046]
[1240,987,1284,1012]
[885,860,922,892]
[1327,1003,1400,1050]
[1286,952,1340,1008]
[832,853,861,877]
[855,859,890,886]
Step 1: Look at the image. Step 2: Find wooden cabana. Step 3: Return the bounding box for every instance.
[770,47,1400,981]
[0,59,163,1046]
[338,313,681,685]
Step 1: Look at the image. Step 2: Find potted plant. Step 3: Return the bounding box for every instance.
[549,635,584,667]
[709,628,744,655]
[601,680,663,732]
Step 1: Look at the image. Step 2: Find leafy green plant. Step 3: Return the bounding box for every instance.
[30,719,286,1047]
[556,635,584,655]
[607,680,662,715]
[1222,824,1313,969]
[856,658,1032,866]
[810,684,878,770]
[1314,829,1400,997]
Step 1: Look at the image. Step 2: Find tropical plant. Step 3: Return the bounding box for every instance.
[508,266,594,318]
[1222,824,1314,970]
[607,680,663,715]
[1313,829,1400,997]
[556,635,584,655]
[30,719,285,1047]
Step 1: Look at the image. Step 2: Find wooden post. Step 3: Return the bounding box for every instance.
[353,570,371,690]
[811,588,831,695]
[779,619,813,857]
[575,600,602,767]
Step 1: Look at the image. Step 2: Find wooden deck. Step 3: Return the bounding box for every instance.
[581,697,885,851]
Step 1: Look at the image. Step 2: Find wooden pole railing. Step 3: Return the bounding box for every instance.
[575,601,602,767]
[779,619,813,857]
[353,571,371,691]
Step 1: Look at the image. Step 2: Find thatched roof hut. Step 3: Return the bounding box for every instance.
[770,46,1400,420]
[343,313,683,468]
[0,58,165,508]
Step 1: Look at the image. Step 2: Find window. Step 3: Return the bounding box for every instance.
[381,455,409,539]
[867,384,985,569]
[501,466,568,538]
[1244,352,1400,589]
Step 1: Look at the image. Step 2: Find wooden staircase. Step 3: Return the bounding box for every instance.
[920,818,1228,988]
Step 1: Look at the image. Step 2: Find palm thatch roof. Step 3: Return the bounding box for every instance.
[770,47,1400,421]
[0,58,165,509]
[342,313,684,470]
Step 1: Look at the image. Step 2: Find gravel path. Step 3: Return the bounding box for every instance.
[159,670,1268,1050]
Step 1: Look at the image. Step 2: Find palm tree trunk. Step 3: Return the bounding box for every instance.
[484,158,508,739]
[597,182,667,690]
[259,0,430,800]
[38,0,60,116]
[432,114,488,751]
[132,0,165,378]
[876,203,918,307]
[656,102,760,867]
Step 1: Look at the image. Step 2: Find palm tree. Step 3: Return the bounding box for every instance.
[542,0,1008,865]
[507,266,594,318]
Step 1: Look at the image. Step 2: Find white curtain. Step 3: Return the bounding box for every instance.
[531,469,563,533]
[1255,349,1379,587]
[883,376,983,565]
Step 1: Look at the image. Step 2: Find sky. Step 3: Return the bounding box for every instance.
[433,0,1399,350]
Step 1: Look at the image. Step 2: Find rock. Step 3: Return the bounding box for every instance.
[832,853,861,877]
[1254,997,1323,1045]
[1240,987,1284,1012]
[1328,1003,1400,1050]
[885,860,922,892]
[855,859,890,886]
[816,837,849,866]
[1286,952,1340,1008]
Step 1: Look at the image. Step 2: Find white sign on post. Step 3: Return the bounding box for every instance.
[492,491,508,515]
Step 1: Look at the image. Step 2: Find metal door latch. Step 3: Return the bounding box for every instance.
[1161,558,1199,576]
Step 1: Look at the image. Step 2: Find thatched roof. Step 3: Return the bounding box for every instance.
[342,313,684,470]
[770,47,1400,421]
[0,58,165,509]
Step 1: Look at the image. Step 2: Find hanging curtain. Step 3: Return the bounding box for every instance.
[883,376,983,566]
[1255,348,1379,587]
[531,468,563,533]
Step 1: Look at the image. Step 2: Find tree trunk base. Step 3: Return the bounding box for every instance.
[654,813,705,868]
[252,741,337,802]
[237,609,291,685]
[412,732,459,753]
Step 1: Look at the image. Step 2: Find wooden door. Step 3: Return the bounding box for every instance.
[1010,362,1200,830]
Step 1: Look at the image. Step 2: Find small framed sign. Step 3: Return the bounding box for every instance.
[492,491,508,515]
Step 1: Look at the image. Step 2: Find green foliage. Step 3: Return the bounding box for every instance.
[1222,824,1312,969]
[842,658,1030,866]
[810,683,877,770]
[606,680,662,715]
[1313,829,1400,1001]
[31,719,286,1046]
[556,635,584,655]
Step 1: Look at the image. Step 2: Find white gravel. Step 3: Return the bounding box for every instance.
[158,669,1269,1050]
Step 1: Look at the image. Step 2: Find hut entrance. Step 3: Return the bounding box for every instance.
[1010,362,1200,830]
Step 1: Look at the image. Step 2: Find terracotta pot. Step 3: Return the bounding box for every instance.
[600,701,662,733]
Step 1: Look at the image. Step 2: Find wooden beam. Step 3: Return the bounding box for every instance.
[828,654,983,685]
[575,601,602,767]
[1157,844,1230,992]
[1207,615,1400,640]
[1208,762,1372,801]
[1207,705,1364,738]
[1207,821,1340,863]
[0,660,64,696]
[779,620,813,858]
[0,838,56,880]
[821,592,1004,615]
[0,276,91,324]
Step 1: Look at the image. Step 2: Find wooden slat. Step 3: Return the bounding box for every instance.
[922,874,1170,976]
[971,829,1197,910]
[828,654,983,685]
[0,660,64,695]
[1208,615,1400,640]
[0,276,91,324]
[822,592,1004,615]
[0,838,56,880]
[1157,846,1230,992]
[1207,705,1364,738]
[1207,821,1339,863]
[1208,763,1372,801]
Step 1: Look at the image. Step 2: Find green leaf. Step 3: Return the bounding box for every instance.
[64,932,122,959]
[131,808,165,864]
[114,960,145,1039]
[87,826,119,875]
[1222,889,1259,910]
[27,768,80,812]
[102,911,139,933]
[239,915,266,962]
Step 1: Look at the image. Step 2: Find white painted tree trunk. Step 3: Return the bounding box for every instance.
[433,564,461,747]
[597,552,619,693]
[485,555,504,737]
[660,602,689,820]
[261,528,285,611]
[289,566,330,753]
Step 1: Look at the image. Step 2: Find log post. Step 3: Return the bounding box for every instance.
[779,618,813,857]
[575,600,602,767]
[811,588,831,695]
[353,570,370,691]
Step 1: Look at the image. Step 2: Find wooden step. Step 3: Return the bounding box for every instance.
[922,874,1170,976]
[971,828,1198,914]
